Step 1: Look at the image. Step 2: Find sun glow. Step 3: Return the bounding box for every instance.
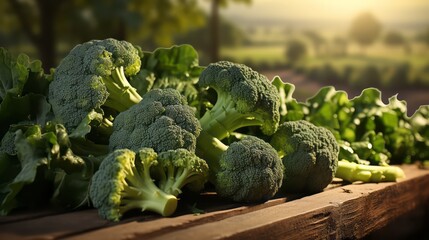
[217,0,429,25]
[306,0,376,18]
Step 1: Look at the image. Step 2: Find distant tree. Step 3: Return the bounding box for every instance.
[349,12,382,52]
[416,27,429,47]
[384,31,406,46]
[209,0,251,62]
[285,39,307,64]
[175,16,248,64]
[0,0,205,70]
[330,36,348,56]
[303,30,326,56]
[247,26,257,35]
[383,30,410,54]
[3,0,64,71]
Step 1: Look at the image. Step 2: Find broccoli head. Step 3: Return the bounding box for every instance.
[198,61,280,140]
[48,38,142,135]
[89,148,178,221]
[109,88,201,153]
[197,131,283,203]
[270,120,339,193]
[154,148,209,196]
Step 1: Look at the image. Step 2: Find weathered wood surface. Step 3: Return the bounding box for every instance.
[0,164,428,240]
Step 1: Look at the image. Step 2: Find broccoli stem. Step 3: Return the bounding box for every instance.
[102,66,142,112]
[96,117,114,136]
[196,130,228,181]
[158,165,178,195]
[120,184,177,217]
[164,167,202,196]
[335,160,406,183]
[199,92,263,140]
[70,138,110,157]
[122,162,178,217]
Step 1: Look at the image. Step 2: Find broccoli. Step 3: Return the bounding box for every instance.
[48,38,142,137]
[196,131,283,203]
[198,61,280,140]
[335,160,405,183]
[270,120,339,193]
[154,148,209,196]
[109,88,201,153]
[89,148,178,221]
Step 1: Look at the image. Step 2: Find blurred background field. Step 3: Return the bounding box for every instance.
[1,0,428,113]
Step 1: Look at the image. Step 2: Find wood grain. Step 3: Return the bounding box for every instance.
[0,164,428,240]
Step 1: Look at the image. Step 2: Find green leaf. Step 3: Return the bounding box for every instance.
[273,77,306,122]
[0,127,49,215]
[0,48,28,101]
[0,122,87,215]
[131,45,203,104]
[0,48,51,137]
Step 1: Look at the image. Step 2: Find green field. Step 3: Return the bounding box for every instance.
[220,44,286,65]
[221,42,428,66]
[219,28,429,87]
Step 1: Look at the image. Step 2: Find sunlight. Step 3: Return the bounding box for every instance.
[309,0,375,18]
[266,0,386,21]
[217,0,429,26]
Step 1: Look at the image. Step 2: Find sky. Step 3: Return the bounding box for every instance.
[200,0,429,29]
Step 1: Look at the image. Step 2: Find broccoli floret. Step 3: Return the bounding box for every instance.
[270,120,339,193]
[198,61,280,140]
[109,88,201,153]
[0,129,17,156]
[154,148,209,196]
[197,131,283,203]
[335,160,405,183]
[48,38,142,135]
[89,148,178,221]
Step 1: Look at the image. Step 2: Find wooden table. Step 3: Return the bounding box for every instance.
[1,164,428,240]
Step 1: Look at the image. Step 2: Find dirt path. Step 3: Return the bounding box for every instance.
[262,70,429,115]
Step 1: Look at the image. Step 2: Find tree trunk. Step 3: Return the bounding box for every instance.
[114,20,127,41]
[210,0,220,63]
[9,0,60,71]
[37,0,57,71]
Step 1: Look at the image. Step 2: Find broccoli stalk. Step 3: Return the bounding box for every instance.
[89,149,178,221]
[155,149,209,196]
[102,66,142,112]
[117,152,177,217]
[196,130,283,203]
[198,93,266,140]
[198,61,280,140]
[94,117,114,137]
[195,131,228,176]
[335,160,406,183]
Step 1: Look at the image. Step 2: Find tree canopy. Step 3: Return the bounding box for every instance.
[0,0,205,70]
[349,12,382,49]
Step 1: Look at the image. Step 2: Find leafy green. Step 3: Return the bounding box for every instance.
[131,44,204,106]
[410,105,429,161]
[276,81,425,165]
[0,48,51,137]
[0,122,88,215]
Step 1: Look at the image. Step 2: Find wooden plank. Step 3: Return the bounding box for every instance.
[0,165,427,240]
[143,164,429,240]
[0,208,62,225]
[62,164,429,240]
[0,189,302,240]
[62,195,302,240]
[0,209,115,240]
